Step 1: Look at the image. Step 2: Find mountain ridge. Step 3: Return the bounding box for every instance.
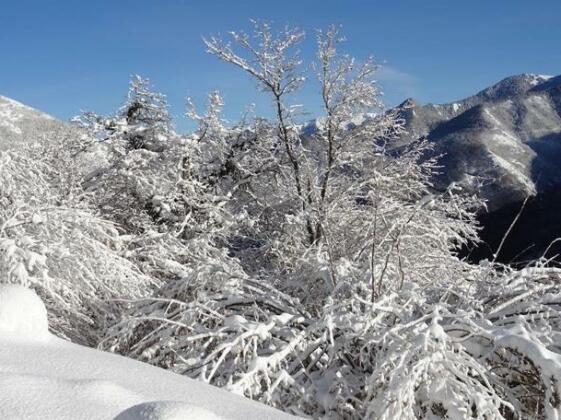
[395,73,561,211]
[392,73,561,263]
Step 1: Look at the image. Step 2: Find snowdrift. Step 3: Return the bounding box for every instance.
[0,285,298,420]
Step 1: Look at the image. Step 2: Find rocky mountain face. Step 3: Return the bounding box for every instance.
[0,95,65,149]
[395,74,561,263]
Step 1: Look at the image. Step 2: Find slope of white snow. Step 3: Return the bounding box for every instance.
[0,285,299,420]
[0,285,49,339]
[0,95,54,134]
[0,95,63,149]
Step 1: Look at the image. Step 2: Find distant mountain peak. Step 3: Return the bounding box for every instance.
[471,73,553,103]
[529,74,561,93]
[398,98,417,109]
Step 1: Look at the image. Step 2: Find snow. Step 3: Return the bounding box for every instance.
[0,286,298,420]
[481,107,537,193]
[488,130,523,149]
[529,74,553,86]
[490,152,536,194]
[494,326,561,420]
[0,285,48,339]
[0,95,54,135]
[114,401,225,420]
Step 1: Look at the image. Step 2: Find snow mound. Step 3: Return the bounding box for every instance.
[114,400,225,420]
[0,333,296,420]
[0,284,48,339]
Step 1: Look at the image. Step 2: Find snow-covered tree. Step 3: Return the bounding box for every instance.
[76,75,171,152]
[73,75,180,233]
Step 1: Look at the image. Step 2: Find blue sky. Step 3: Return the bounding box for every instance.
[1,0,560,131]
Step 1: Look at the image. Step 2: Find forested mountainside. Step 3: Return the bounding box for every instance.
[394,74,561,263]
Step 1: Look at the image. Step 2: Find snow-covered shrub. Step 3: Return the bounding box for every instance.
[0,151,151,344]
[366,307,507,419]
[474,264,561,419]
[101,242,305,381]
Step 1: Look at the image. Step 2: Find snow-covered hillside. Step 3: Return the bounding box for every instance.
[395,73,561,211]
[0,285,298,420]
[0,95,64,149]
[389,74,561,262]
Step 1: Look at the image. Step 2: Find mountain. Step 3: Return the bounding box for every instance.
[0,95,65,149]
[394,74,561,263]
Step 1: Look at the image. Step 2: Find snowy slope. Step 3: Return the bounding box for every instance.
[0,95,64,149]
[0,285,299,420]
